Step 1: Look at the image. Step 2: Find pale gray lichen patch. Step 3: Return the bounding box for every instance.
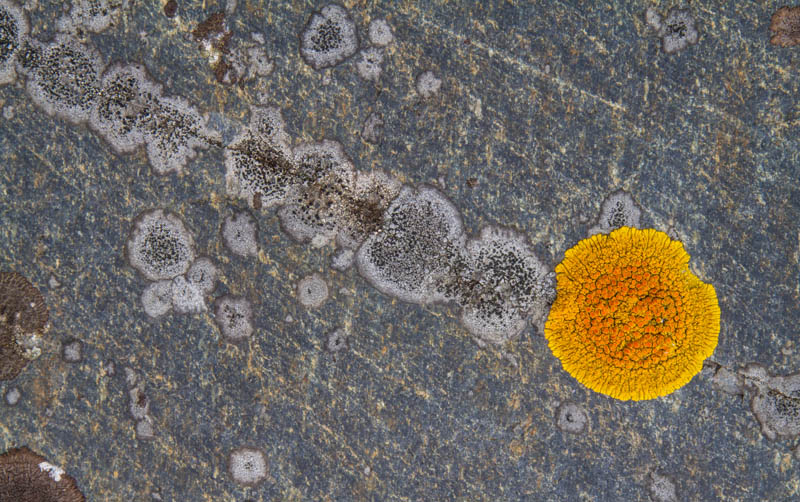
[296,273,329,309]
[299,4,358,70]
[589,189,642,236]
[741,363,800,441]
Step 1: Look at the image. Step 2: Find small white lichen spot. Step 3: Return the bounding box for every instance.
[416,70,442,98]
[331,248,355,271]
[246,45,274,77]
[214,295,254,344]
[136,416,156,440]
[222,210,259,258]
[61,338,83,363]
[4,386,21,406]
[368,18,393,46]
[141,280,173,318]
[170,275,207,314]
[186,257,218,294]
[296,273,329,309]
[556,401,589,434]
[645,7,662,32]
[648,471,678,502]
[38,461,65,482]
[355,46,384,82]
[588,190,642,236]
[228,447,268,487]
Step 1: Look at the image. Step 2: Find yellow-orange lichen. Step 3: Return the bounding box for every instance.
[545,227,720,401]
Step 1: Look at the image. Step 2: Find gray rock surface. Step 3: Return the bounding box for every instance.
[1,1,799,500]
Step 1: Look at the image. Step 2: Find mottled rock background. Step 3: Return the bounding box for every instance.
[1,1,799,500]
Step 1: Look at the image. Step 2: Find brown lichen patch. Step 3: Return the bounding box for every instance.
[545,227,720,400]
[0,323,28,381]
[0,446,85,501]
[192,11,235,84]
[0,271,48,381]
[191,11,225,41]
[770,6,800,47]
[0,271,47,331]
[163,0,177,18]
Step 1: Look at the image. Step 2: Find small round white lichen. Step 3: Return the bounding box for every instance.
[214,295,254,343]
[222,210,259,257]
[368,18,394,47]
[296,273,329,309]
[228,447,268,487]
[416,70,442,98]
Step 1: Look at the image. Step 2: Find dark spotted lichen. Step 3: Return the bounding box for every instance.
[299,4,358,70]
[356,184,466,305]
[213,295,254,344]
[125,209,196,281]
[16,34,104,124]
[589,189,642,235]
[0,0,29,85]
[458,226,552,344]
[67,0,128,34]
[741,363,800,440]
[224,106,295,209]
[645,7,699,54]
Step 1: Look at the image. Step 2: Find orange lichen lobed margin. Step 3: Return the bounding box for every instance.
[545,227,720,401]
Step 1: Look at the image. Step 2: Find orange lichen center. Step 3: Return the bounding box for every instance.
[545,227,720,401]
[578,262,683,369]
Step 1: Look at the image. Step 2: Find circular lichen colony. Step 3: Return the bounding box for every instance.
[296,273,329,309]
[299,3,358,70]
[368,18,393,47]
[125,209,196,282]
[91,62,218,174]
[227,447,267,487]
[278,140,356,246]
[214,295,253,343]
[457,226,552,344]
[140,280,172,318]
[67,0,127,34]
[545,227,720,401]
[16,34,104,124]
[556,401,589,434]
[356,184,465,305]
[142,94,218,175]
[222,210,259,258]
[588,189,642,236]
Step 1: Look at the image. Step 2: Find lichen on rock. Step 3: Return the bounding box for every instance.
[545,227,720,400]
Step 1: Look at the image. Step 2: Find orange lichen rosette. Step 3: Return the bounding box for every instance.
[545,227,720,401]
